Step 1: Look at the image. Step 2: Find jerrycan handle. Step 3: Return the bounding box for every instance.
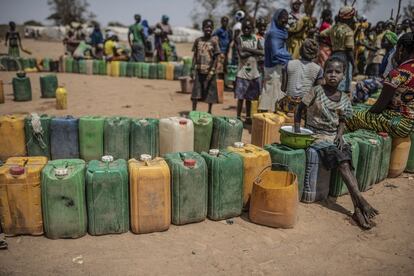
[140,154,152,166]
[253,163,291,185]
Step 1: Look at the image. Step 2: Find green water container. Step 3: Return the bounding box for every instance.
[93,60,100,74]
[28,58,37,68]
[211,117,243,149]
[264,143,306,197]
[329,135,360,197]
[78,60,87,74]
[347,131,382,192]
[12,73,32,101]
[42,159,87,239]
[165,152,208,225]
[39,74,58,98]
[157,63,166,79]
[65,57,73,73]
[405,132,414,172]
[119,61,127,77]
[149,63,157,79]
[352,130,391,183]
[42,58,51,72]
[25,114,52,158]
[173,63,183,80]
[225,65,238,86]
[79,116,105,161]
[126,62,135,77]
[141,63,149,78]
[182,57,192,76]
[72,59,80,73]
[189,111,213,153]
[130,118,159,158]
[201,150,243,220]
[104,117,130,160]
[86,157,129,235]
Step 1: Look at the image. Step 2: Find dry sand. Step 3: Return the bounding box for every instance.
[0,40,413,275]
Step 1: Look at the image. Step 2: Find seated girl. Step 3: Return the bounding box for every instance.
[294,56,378,229]
[347,32,414,138]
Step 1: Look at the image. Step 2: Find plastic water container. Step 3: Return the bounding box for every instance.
[251,113,286,147]
[249,169,298,228]
[217,79,224,104]
[86,157,129,235]
[104,117,130,160]
[0,157,48,235]
[12,73,32,101]
[85,59,93,75]
[201,150,243,220]
[228,143,271,207]
[56,86,67,110]
[159,117,194,155]
[0,114,26,161]
[50,116,79,159]
[189,111,213,153]
[302,143,331,203]
[40,74,58,98]
[211,117,243,149]
[405,132,414,173]
[389,136,411,178]
[129,156,171,233]
[165,152,207,225]
[25,113,52,158]
[79,116,104,161]
[130,118,159,158]
[42,159,87,239]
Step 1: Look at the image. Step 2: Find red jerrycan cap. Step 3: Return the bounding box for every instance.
[184,159,196,168]
[179,119,188,125]
[378,132,388,137]
[10,166,24,176]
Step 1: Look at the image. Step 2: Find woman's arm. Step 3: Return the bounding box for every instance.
[294,102,306,133]
[369,84,395,113]
[281,65,288,93]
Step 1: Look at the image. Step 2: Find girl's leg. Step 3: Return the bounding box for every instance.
[192,100,197,111]
[338,161,379,229]
[208,104,213,114]
[237,99,244,120]
[245,100,252,124]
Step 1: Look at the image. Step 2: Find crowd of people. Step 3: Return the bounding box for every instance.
[60,15,176,62]
[190,0,414,229]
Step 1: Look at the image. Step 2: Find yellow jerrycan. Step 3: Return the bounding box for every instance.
[228,142,271,208]
[0,114,26,161]
[56,85,67,110]
[0,156,48,235]
[251,112,286,147]
[388,136,411,178]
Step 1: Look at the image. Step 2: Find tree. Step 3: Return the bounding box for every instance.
[47,0,95,25]
[191,0,222,28]
[24,20,44,26]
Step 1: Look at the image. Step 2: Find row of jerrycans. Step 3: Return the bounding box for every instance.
[0,113,243,162]
[0,142,291,238]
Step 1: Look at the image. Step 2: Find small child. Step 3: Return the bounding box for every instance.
[279,38,323,117]
[255,17,267,78]
[5,21,22,57]
[234,18,264,124]
[294,56,379,229]
[191,19,221,114]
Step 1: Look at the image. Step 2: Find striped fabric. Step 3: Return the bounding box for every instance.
[346,109,414,138]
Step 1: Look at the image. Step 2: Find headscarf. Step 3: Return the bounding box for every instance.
[162,15,169,22]
[339,6,356,20]
[384,30,398,46]
[300,39,319,60]
[264,9,292,66]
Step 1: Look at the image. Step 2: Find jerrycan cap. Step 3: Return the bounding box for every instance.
[139,119,148,125]
[10,166,24,176]
[378,132,388,138]
[184,159,196,168]
[368,139,378,145]
[229,119,237,124]
[55,168,68,177]
[179,119,188,125]
[140,154,152,161]
[102,155,114,162]
[234,142,245,148]
[209,149,220,156]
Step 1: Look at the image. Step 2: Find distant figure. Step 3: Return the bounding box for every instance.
[316,9,332,68]
[255,17,268,77]
[141,20,154,60]
[73,35,94,60]
[288,0,304,29]
[366,21,386,77]
[104,34,128,61]
[63,30,77,56]
[154,15,173,61]
[213,16,233,81]
[128,14,146,62]
[379,30,398,77]
[191,19,221,114]
[231,10,245,65]
[89,24,104,58]
[5,21,22,57]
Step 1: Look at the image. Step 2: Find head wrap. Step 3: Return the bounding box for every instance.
[300,39,319,60]
[339,6,356,20]
[384,31,398,46]
[162,15,169,22]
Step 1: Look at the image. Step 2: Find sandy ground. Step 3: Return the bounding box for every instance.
[0,40,414,275]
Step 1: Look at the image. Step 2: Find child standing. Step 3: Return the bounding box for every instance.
[213,16,233,81]
[5,21,22,57]
[294,56,378,229]
[191,19,221,114]
[234,18,264,124]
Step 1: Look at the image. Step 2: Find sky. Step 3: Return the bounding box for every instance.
[0,0,411,27]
